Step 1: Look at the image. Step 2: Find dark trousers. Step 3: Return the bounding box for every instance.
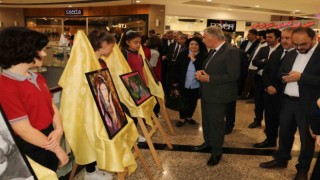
[276,97,315,171]
[17,125,59,171]
[201,100,226,156]
[311,151,320,180]
[253,75,264,123]
[179,88,199,119]
[241,69,257,97]
[264,93,281,142]
[225,100,236,130]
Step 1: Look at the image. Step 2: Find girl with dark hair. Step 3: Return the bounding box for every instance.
[173,37,207,127]
[120,30,148,85]
[0,27,69,171]
[119,30,148,142]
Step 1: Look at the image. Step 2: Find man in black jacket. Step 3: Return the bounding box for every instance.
[260,27,320,180]
[249,29,282,129]
[253,27,294,148]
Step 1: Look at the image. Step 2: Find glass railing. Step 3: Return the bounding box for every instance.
[43,46,71,68]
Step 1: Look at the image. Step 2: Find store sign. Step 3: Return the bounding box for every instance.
[252,21,316,29]
[112,24,127,28]
[207,19,236,32]
[65,9,83,16]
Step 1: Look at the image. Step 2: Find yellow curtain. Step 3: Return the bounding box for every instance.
[102,44,156,126]
[28,157,58,180]
[58,30,138,174]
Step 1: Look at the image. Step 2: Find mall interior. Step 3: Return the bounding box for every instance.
[0,0,320,180]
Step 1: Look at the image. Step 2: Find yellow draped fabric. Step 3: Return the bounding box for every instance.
[102,44,156,126]
[139,47,165,99]
[27,157,58,180]
[58,30,137,174]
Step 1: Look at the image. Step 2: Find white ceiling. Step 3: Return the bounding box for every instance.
[0,0,319,18]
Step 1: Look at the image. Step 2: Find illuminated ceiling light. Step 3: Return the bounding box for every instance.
[228,8,232,11]
[68,5,72,7]
[0,1,3,3]
[136,0,141,3]
[295,10,300,12]
[207,0,212,2]
[255,5,260,8]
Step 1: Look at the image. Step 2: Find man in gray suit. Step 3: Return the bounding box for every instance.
[194,26,240,166]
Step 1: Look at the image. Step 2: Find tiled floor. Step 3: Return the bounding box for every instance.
[72,99,319,180]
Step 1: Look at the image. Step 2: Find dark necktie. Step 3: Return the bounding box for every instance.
[204,49,217,69]
[281,50,288,60]
[172,44,180,61]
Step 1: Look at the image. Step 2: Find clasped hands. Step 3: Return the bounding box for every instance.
[195,70,209,82]
[42,128,69,167]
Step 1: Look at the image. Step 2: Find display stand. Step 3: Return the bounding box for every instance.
[138,48,175,136]
[68,144,153,180]
[157,97,175,135]
[137,110,173,172]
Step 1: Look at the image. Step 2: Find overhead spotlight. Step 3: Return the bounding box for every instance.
[228,8,232,11]
[136,0,141,2]
[207,0,212,2]
[68,5,72,7]
[255,5,260,8]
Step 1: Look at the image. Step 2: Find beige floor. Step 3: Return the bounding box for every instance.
[74,99,319,180]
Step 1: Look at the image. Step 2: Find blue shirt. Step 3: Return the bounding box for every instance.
[184,55,200,89]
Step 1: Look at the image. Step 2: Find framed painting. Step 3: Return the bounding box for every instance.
[85,68,128,139]
[120,71,152,106]
[0,105,37,180]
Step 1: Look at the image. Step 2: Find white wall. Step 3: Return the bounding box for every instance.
[166,5,271,22]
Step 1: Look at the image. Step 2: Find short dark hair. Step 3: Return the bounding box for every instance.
[88,29,116,51]
[0,27,48,69]
[224,33,233,43]
[266,29,282,39]
[147,35,162,49]
[292,27,316,39]
[186,37,206,52]
[119,30,141,49]
[257,30,266,39]
[141,35,149,45]
[148,29,156,34]
[248,29,258,36]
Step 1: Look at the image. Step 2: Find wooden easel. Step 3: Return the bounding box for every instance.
[137,111,173,172]
[68,144,153,180]
[156,97,175,135]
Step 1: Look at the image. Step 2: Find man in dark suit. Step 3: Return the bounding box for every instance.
[194,26,240,166]
[161,30,175,91]
[239,29,259,95]
[249,29,282,129]
[260,27,320,180]
[253,27,294,148]
[240,29,259,58]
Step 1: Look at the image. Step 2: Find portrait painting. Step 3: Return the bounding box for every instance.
[120,71,152,106]
[85,68,128,139]
[0,105,37,180]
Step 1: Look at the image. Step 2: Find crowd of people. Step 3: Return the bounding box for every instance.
[0,25,319,180]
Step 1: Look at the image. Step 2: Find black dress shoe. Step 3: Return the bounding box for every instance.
[294,171,308,180]
[248,121,261,128]
[186,118,197,125]
[175,119,186,127]
[253,139,276,148]
[225,128,233,135]
[260,159,288,169]
[207,154,222,166]
[192,143,211,151]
